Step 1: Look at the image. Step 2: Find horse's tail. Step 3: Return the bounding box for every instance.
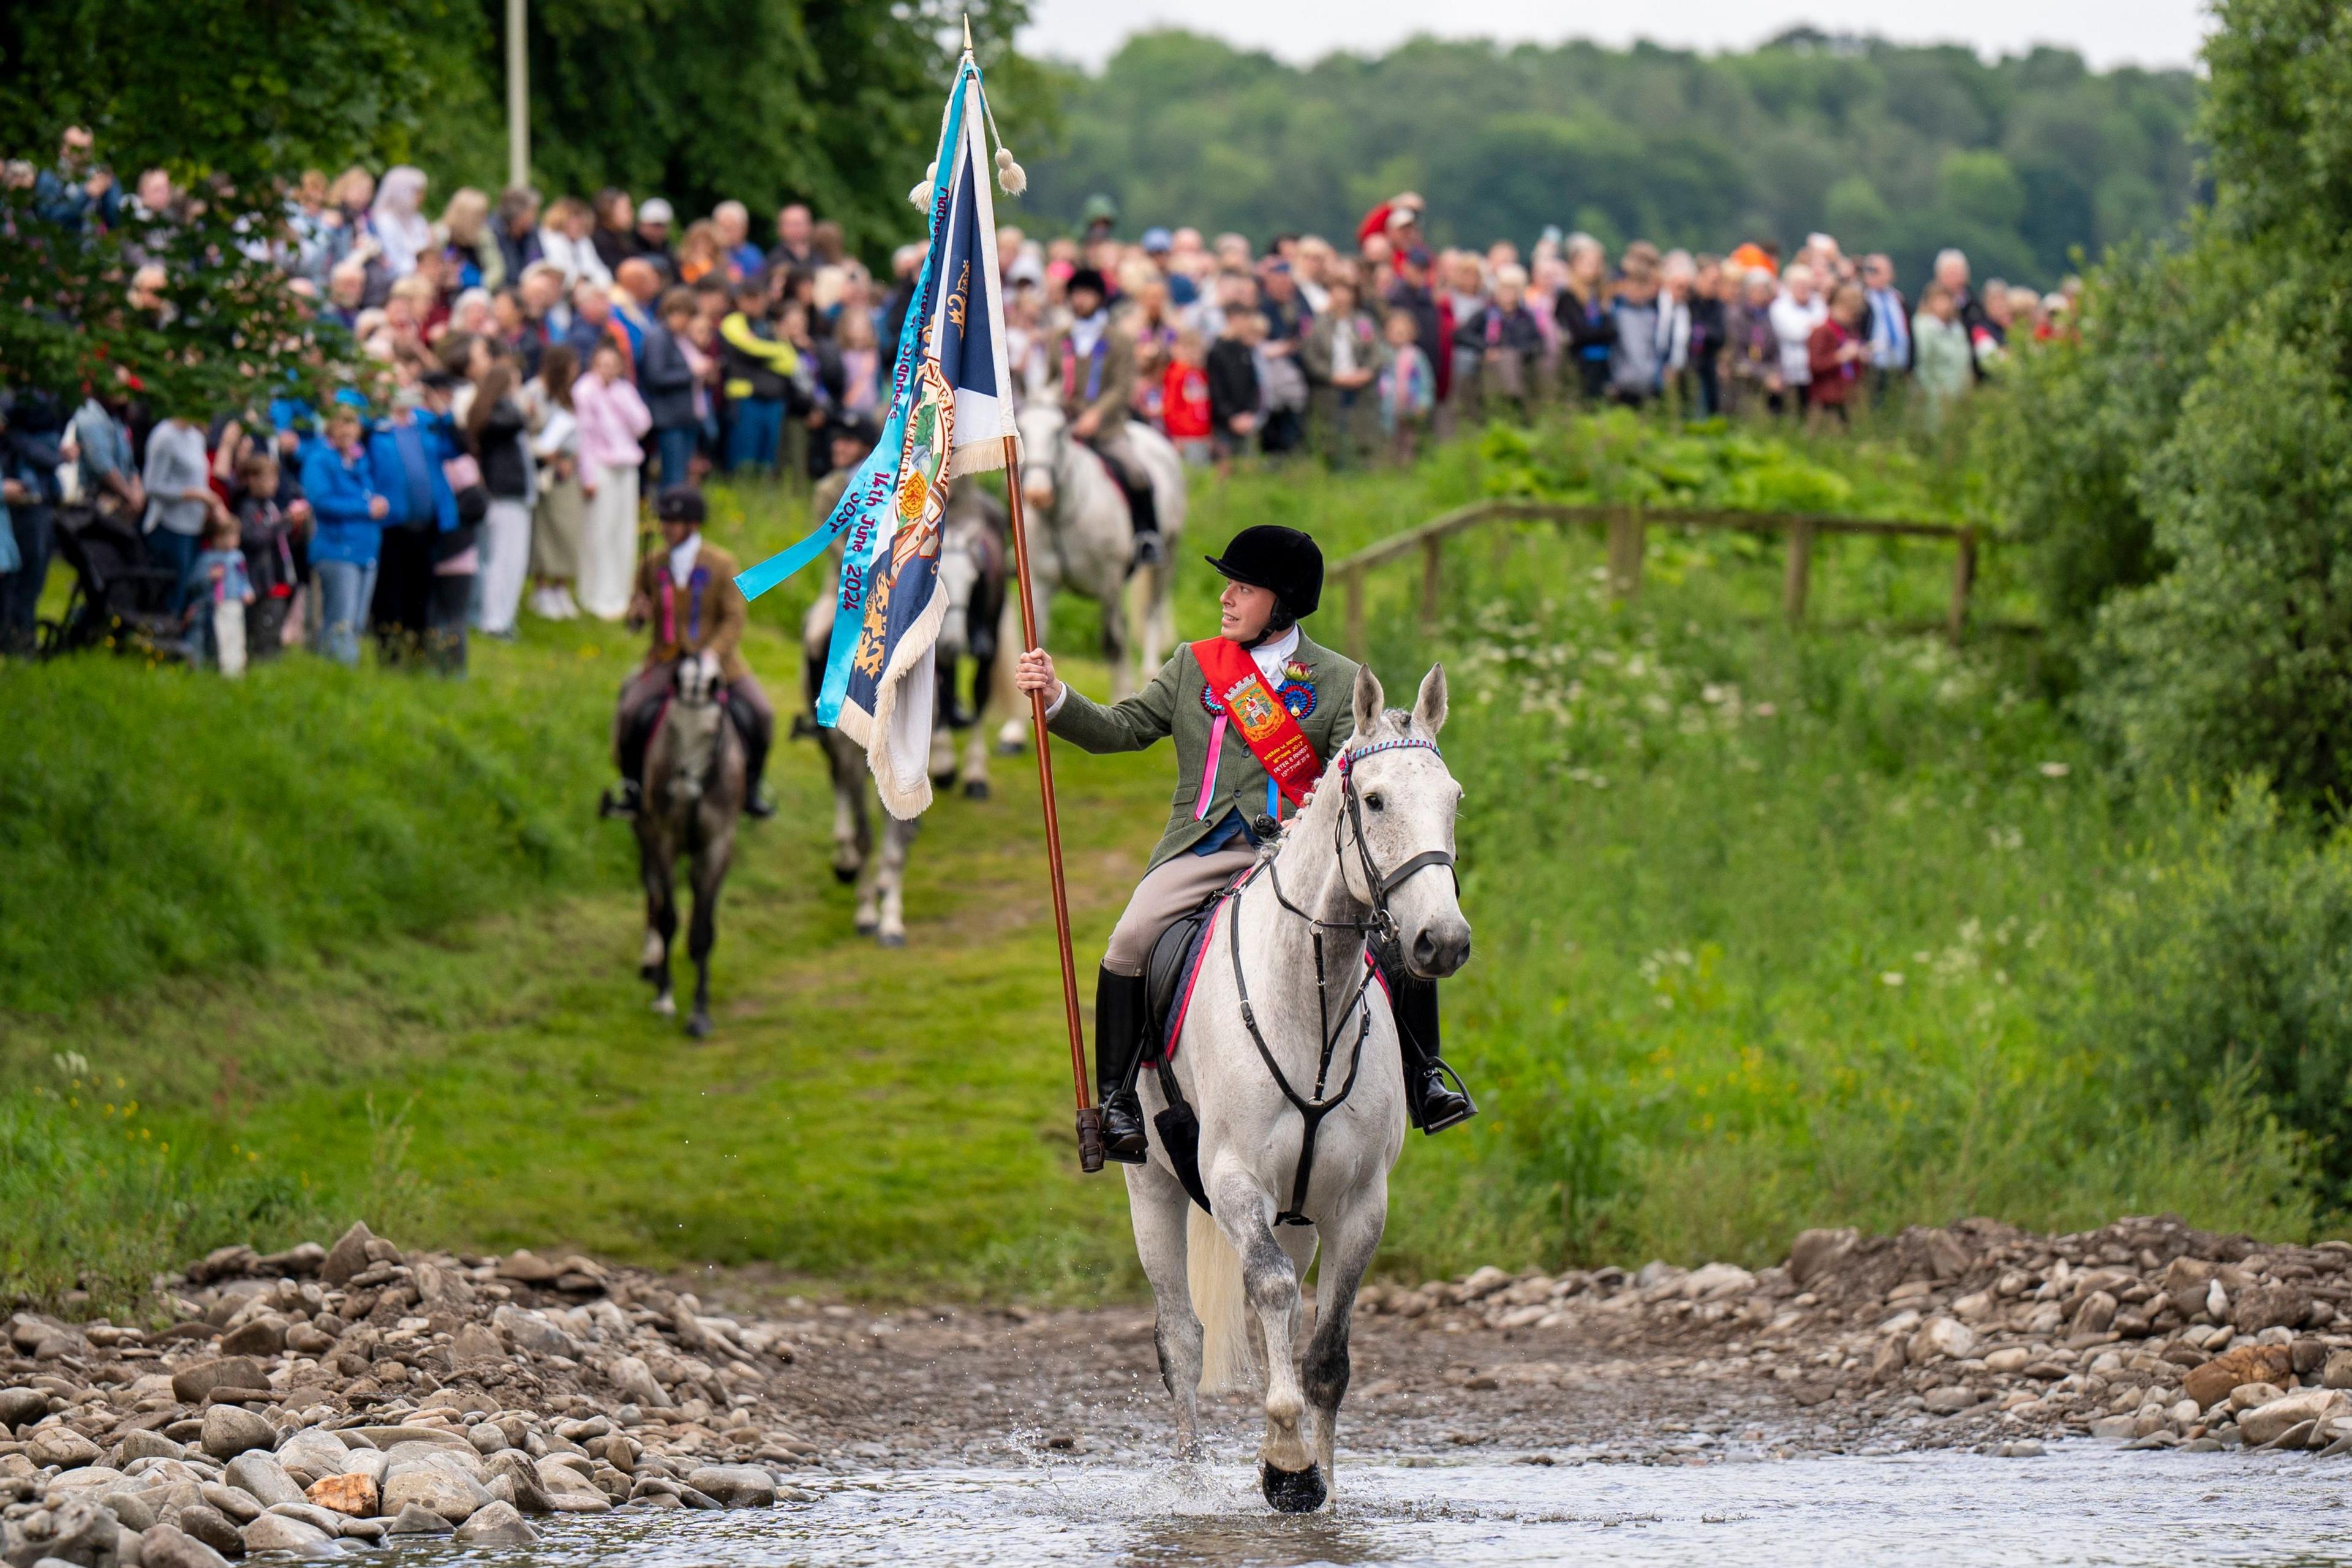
[1188,1205,1256,1395]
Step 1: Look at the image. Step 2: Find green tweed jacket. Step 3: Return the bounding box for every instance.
[1049,633,1360,870]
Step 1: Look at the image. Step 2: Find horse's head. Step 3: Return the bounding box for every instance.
[1015,401,1066,513]
[1338,663,1471,980]
[673,650,723,708]
[664,652,726,804]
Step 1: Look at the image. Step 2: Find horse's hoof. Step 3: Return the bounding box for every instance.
[994,737,1024,757]
[831,864,859,886]
[687,1012,712,1039]
[878,930,907,949]
[961,779,991,801]
[1259,1461,1326,1513]
[651,995,677,1018]
[854,916,880,936]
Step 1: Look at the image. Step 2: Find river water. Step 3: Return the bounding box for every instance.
[399,1442,2352,1567]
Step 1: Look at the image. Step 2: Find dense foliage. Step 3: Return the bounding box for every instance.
[1027,29,2199,288]
[1999,0,2352,812]
[420,0,1057,262]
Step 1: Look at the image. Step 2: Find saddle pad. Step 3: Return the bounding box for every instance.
[1144,890,1226,1061]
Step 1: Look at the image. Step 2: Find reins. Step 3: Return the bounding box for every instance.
[1226,734,1453,1226]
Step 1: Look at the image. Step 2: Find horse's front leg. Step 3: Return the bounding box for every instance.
[960,651,999,798]
[1124,1160,1204,1458]
[873,810,916,946]
[638,829,678,1018]
[827,737,866,885]
[1213,1174,1321,1512]
[685,827,732,1039]
[993,595,1032,756]
[1305,1184,1387,1484]
[1101,567,1135,702]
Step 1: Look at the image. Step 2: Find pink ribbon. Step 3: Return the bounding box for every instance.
[1194,713,1227,821]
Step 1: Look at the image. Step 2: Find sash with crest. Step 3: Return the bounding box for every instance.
[1190,636,1322,824]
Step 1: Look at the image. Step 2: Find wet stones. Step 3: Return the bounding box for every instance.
[198,1405,275,1460]
[167,1358,267,1407]
[686,1464,778,1507]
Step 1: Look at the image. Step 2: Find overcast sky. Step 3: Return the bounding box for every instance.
[1020,0,2212,74]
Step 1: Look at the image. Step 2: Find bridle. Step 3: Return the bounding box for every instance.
[1227,734,1455,1226]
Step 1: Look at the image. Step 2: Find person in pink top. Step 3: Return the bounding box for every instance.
[571,339,652,619]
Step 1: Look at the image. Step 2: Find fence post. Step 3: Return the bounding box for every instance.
[1947,527,1977,645]
[1782,518,1815,628]
[1345,564,1366,660]
[1606,507,1644,600]
[1420,535,1444,635]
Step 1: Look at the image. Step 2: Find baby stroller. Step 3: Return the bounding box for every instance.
[37,507,190,662]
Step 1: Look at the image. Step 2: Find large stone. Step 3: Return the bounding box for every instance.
[0,1389,48,1431]
[605,1355,673,1409]
[451,1501,538,1546]
[2243,1389,2350,1447]
[118,1430,184,1465]
[384,1503,452,1536]
[2232,1284,2315,1333]
[306,1472,378,1517]
[319,1223,376,1288]
[200,1482,263,1523]
[200,1406,276,1460]
[1788,1227,1859,1289]
[2185,1343,2295,1408]
[492,1251,564,1286]
[224,1452,304,1509]
[265,1502,346,1536]
[2069,1291,2118,1338]
[2325,1351,2352,1390]
[386,1441,483,1479]
[217,1318,286,1359]
[1907,1317,1978,1366]
[534,1459,612,1514]
[170,1359,268,1408]
[139,1523,233,1568]
[449,1324,505,1366]
[28,1427,102,1469]
[173,1506,243,1557]
[273,1430,356,1482]
[1922,1386,1985,1414]
[240,1513,333,1553]
[685,1464,777,1508]
[484,1450,554,1514]
[382,1464,491,1523]
[412,1264,475,1319]
[104,1486,160,1532]
[1679,1263,1757,1300]
[490,1305,576,1360]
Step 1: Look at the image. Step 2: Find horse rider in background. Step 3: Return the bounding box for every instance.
[600,485,777,821]
[1052,266,1164,567]
[1014,523,1476,1163]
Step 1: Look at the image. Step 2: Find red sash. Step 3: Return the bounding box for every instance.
[1191,636,1321,810]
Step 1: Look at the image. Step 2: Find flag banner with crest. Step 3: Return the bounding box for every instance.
[734,51,1018,819]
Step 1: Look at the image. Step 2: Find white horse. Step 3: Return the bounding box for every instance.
[979,404,1186,771]
[1129,663,1470,1512]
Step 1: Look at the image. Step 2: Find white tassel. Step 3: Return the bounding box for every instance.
[908,159,940,211]
[994,145,1026,197]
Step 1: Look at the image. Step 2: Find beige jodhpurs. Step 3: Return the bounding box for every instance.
[1102,844,1258,977]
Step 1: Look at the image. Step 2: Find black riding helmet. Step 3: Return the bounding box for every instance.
[657,486,706,526]
[1205,525,1322,621]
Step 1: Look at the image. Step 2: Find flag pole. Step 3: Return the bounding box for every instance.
[1002,434,1103,1173]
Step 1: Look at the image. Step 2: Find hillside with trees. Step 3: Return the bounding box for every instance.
[1025,29,2201,288]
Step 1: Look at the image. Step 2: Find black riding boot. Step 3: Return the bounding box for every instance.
[1390,969,1477,1134]
[1123,479,1163,567]
[735,704,777,819]
[601,707,654,818]
[1094,967,1151,1164]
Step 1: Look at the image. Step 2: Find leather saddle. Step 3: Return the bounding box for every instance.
[1136,889,1231,1215]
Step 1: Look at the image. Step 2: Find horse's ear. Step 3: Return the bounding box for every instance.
[1351,663,1385,741]
[1412,663,1448,739]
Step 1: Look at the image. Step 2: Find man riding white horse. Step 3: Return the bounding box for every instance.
[1052,266,1164,567]
[1014,524,1474,1162]
[601,486,777,821]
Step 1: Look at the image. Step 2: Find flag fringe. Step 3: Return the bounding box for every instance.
[831,585,949,821]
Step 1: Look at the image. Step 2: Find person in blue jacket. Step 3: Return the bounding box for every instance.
[362,380,461,665]
[301,394,389,666]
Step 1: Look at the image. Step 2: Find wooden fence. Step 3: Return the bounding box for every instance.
[1329,500,1979,660]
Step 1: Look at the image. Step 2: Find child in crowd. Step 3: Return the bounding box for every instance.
[232,451,305,660]
[1161,328,1213,466]
[187,511,256,676]
[1376,307,1434,465]
[1206,307,1263,473]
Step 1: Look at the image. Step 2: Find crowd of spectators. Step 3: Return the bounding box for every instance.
[0,138,2070,674]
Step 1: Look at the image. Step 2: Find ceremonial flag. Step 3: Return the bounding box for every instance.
[734,48,1020,818]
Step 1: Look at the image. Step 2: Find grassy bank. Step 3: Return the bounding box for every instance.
[2,421,2329,1314]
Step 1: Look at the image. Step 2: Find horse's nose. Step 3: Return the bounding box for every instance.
[1411,920,1471,979]
[939,608,967,655]
[1023,478,1054,508]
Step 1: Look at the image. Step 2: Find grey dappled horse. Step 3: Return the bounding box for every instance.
[974,404,1186,781]
[797,491,1003,944]
[635,652,745,1038]
[1132,664,1470,1512]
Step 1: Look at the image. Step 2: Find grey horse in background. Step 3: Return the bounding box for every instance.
[927,488,1011,799]
[635,651,745,1038]
[797,486,1005,944]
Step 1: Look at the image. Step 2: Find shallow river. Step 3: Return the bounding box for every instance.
[397,1443,2352,1566]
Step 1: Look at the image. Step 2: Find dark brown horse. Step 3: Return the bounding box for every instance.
[635,653,745,1036]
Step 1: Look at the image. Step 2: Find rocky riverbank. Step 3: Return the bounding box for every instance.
[7,1213,2352,1563]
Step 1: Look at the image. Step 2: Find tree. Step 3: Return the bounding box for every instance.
[0,0,445,413]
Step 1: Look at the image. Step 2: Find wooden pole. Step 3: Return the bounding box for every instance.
[1001,436,1101,1173]
[505,0,529,192]
[1947,526,1977,646]
[1420,535,1444,635]
[1344,564,1366,662]
[1782,518,1815,628]
[1607,507,1645,600]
